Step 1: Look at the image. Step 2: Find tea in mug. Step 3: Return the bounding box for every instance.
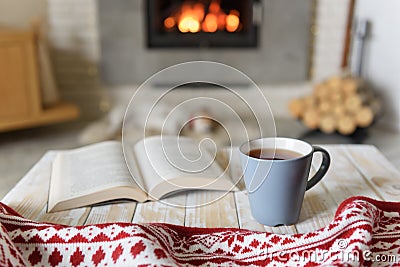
[247,148,302,160]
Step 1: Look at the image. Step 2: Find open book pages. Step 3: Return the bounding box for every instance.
[132,136,235,199]
[48,136,236,212]
[48,141,147,212]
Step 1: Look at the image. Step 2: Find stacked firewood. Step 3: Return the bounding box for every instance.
[289,76,381,135]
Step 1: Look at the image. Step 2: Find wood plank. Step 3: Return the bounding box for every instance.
[344,145,400,201]
[233,191,265,232]
[2,152,54,218]
[316,145,381,199]
[264,224,297,235]
[5,144,399,231]
[6,196,47,222]
[0,45,30,118]
[0,28,79,133]
[185,191,239,228]
[227,148,265,231]
[183,148,240,229]
[296,145,379,233]
[0,102,79,132]
[132,194,186,225]
[38,207,90,226]
[0,30,41,121]
[296,145,384,233]
[297,186,335,233]
[84,203,137,225]
[24,29,42,115]
[296,165,336,233]
[2,151,90,226]
[296,144,393,233]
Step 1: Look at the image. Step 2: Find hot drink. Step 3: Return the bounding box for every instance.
[239,137,331,226]
[247,148,303,160]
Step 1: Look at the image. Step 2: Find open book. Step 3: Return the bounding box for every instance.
[48,136,235,212]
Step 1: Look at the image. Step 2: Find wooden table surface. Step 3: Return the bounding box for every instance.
[2,145,400,234]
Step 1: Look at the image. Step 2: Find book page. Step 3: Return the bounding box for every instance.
[49,141,145,208]
[133,136,234,198]
[123,143,148,193]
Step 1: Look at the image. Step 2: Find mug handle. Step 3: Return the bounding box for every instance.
[306,146,331,191]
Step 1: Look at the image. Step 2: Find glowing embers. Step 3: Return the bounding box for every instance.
[163,1,241,33]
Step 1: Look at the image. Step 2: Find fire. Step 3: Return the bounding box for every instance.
[203,13,218,32]
[164,17,175,29]
[226,11,240,32]
[163,1,241,33]
[179,16,200,33]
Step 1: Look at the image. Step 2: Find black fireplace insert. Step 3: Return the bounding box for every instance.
[146,0,260,48]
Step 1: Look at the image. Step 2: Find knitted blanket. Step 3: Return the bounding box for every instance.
[0,196,399,267]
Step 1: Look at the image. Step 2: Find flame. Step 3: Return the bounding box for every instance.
[165,1,240,33]
[226,10,240,32]
[179,17,200,32]
[164,17,175,29]
[209,1,221,13]
[203,13,218,32]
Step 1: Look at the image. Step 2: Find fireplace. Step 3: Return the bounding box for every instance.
[95,0,312,84]
[146,0,260,48]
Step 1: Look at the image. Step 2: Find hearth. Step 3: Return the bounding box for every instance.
[96,0,312,84]
[146,0,261,48]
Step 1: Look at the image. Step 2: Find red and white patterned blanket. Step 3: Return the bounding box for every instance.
[1,196,400,266]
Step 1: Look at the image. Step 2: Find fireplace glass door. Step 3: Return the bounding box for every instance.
[146,0,260,48]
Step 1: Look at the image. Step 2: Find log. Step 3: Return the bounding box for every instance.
[314,84,330,101]
[289,75,381,136]
[344,94,362,114]
[355,106,374,127]
[333,104,346,117]
[303,95,316,108]
[319,114,336,134]
[330,91,343,103]
[302,108,319,129]
[288,98,304,118]
[318,101,333,114]
[342,78,363,95]
[337,115,356,135]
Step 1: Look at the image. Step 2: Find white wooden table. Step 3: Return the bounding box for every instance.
[2,145,400,234]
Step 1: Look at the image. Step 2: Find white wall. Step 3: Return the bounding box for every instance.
[0,0,47,29]
[312,0,349,82]
[354,0,400,131]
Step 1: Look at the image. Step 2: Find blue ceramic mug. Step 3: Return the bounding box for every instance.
[239,137,330,226]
